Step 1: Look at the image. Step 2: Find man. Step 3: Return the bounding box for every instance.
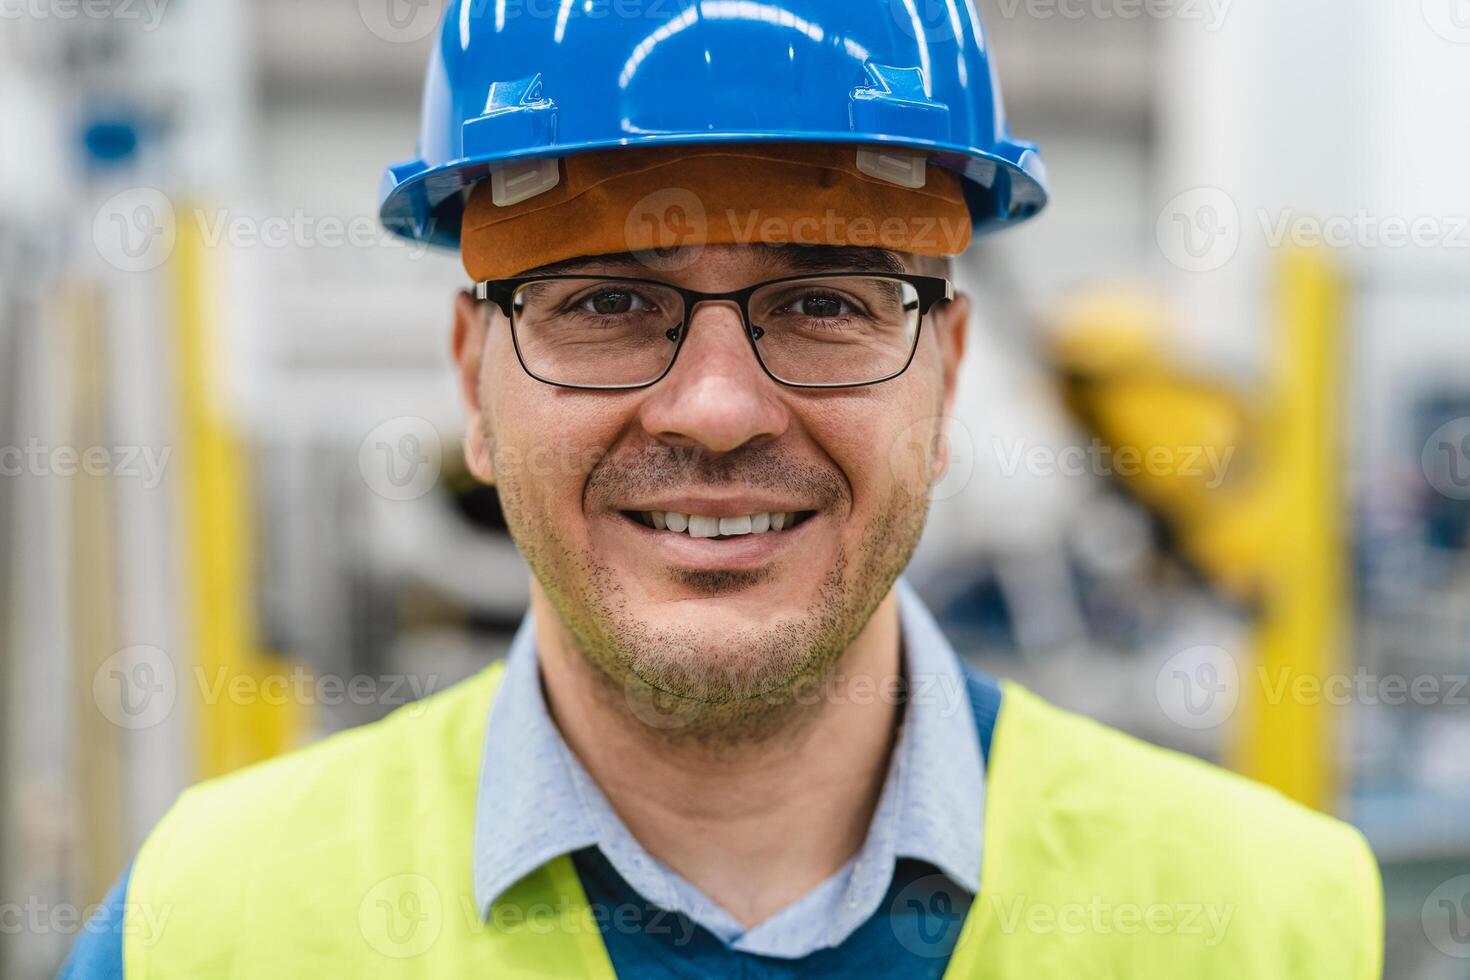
[65,2,1382,977]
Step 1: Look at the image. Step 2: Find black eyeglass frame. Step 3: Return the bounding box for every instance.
[474,272,954,391]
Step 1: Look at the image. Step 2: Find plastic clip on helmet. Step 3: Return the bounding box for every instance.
[379,0,1047,252]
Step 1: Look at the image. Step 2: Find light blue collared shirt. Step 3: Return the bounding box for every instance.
[472,577,984,959]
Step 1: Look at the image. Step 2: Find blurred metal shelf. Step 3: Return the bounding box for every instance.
[1352,790,1470,862]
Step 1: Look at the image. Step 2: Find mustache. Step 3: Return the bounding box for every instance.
[585,442,848,509]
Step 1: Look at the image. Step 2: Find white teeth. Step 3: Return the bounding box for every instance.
[719,515,753,536]
[688,515,721,538]
[640,510,802,537]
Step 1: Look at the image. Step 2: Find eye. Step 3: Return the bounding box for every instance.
[788,291,859,319]
[579,289,657,316]
[801,294,843,317]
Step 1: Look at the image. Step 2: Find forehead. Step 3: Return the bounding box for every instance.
[524,244,911,282]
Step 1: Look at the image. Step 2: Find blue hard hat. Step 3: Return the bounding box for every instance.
[380,0,1048,250]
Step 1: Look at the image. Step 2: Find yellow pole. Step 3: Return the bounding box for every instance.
[171,202,304,778]
[1229,247,1347,810]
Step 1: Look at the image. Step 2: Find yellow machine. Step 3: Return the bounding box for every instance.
[1049,253,1347,810]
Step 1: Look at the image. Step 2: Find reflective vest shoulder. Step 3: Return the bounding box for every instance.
[123,663,1382,978]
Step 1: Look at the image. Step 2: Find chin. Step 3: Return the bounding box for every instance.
[619,600,839,696]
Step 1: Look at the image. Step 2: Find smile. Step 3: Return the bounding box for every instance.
[621,510,818,539]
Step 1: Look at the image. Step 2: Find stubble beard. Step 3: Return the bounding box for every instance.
[486,408,935,746]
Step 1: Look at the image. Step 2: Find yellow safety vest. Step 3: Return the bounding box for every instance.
[123,663,1382,978]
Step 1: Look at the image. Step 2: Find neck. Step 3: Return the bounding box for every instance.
[533,584,903,929]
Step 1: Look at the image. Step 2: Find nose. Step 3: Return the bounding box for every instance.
[637,300,791,453]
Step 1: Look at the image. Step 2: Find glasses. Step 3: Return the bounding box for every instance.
[475,272,953,390]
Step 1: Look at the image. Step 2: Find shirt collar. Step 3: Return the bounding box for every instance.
[472,577,985,922]
[890,577,984,892]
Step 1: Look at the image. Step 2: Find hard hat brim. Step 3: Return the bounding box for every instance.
[380,132,1047,252]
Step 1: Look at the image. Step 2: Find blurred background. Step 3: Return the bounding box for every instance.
[3,0,1469,976]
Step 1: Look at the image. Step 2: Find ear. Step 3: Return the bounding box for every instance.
[452,290,496,485]
[931,292,970,482]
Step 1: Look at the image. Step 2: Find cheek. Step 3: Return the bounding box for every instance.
[482,333,624,531]
[798,374,944,520]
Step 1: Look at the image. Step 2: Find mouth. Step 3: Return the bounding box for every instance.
[618,509,818,539]
[607,506,823,573]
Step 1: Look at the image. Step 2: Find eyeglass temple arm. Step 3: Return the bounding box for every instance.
[475,281,518,318]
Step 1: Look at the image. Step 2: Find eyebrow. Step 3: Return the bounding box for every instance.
[522,244,907,278]
[762,245,907,275]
